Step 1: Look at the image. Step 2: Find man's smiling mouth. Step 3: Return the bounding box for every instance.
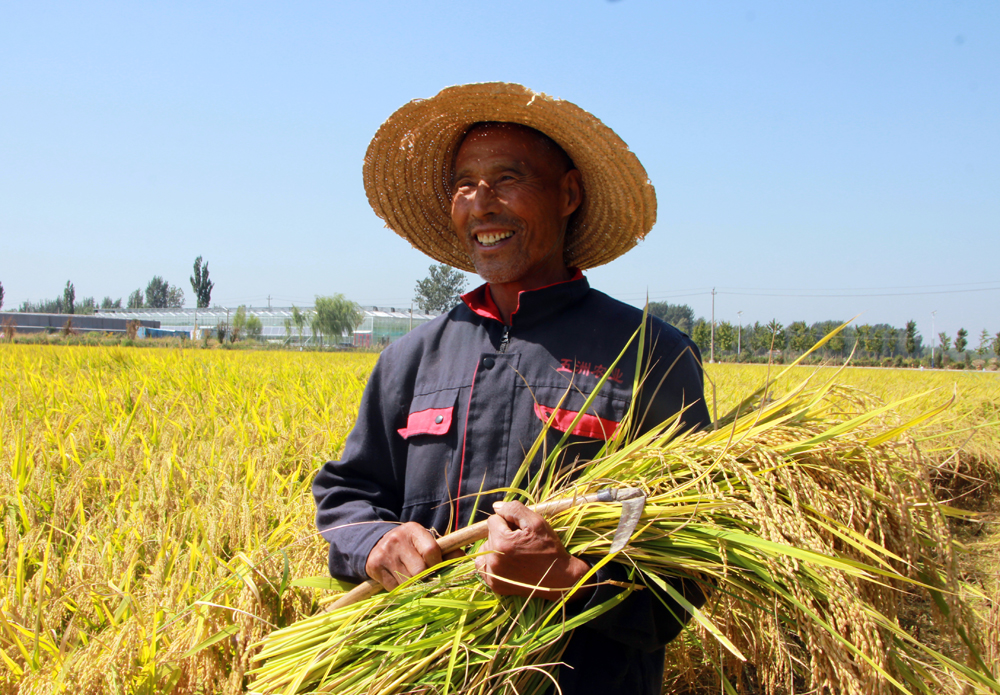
[476,230,514,247]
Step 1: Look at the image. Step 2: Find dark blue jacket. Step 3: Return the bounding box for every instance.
[313,274,710,694]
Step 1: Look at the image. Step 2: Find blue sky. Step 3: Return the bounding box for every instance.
[1,1,997,340]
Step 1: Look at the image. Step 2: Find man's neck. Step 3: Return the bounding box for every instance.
[487,266,574,325]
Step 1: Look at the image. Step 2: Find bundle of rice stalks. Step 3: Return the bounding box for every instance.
[250,337,998,694]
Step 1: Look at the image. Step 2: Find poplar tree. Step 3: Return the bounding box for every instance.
[190,256,214,308]
[955,328,968,356]
[63,281,76,314]
[904,320,918,357]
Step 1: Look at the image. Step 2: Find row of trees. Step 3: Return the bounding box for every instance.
[4,257,214,314]
[213,294,363,346]
[408,275,1000,366]
[648,302,1000,365]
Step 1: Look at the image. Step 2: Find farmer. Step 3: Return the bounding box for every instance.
[313,83,711,694]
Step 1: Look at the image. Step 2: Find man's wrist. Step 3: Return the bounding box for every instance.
[537,555,594,603]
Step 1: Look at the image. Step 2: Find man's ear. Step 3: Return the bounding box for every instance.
[560,169,583,219]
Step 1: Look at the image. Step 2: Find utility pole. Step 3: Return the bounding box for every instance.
[409,303,413,332]
[737,310,743,357]
[710,287,716,363]
[931,310,937,368]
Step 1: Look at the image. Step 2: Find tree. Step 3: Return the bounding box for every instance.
[0,280,4,310]
[63,281,76,314]
[166,285,185,308]
[690,319,711,354]
[881,326,898,357]
[787,321,812,354]
[904,320,918,357]
[955,328,968,356]
[145,276,170,308]
[313,294,363,346]
[128,289,144,309]
[827,332,846,356]
[77,297,97,315]
[292,305,307,343]
[993,331,1000,358]
[101,296,122,309]
[764,319,784,351]
[811,320,846,356]
[231,305,247,342]
[715,321,735,353]
[855,324,872,357]
[866,327,884,359]
[938,332,951,354]
[647,302,694,334]
[413,264,468,314]
[749,321,770,354]
[190,256,214,308]
[245,314,263,341]
[976,329,990,357]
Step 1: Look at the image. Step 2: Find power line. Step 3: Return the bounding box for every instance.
[721,280,1000,292]
[719,286,1000,298]
[617,282,1000,301]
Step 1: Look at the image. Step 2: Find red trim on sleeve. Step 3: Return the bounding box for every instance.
[461,268,584,323]
[533,403,620,441]
[397,407,454,439]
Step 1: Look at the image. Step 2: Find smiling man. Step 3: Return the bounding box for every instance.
[451,123,581,302]
[313,83,711,694]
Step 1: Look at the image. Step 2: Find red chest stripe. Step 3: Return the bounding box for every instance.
[533,403,620,441]
[397,407,454,439]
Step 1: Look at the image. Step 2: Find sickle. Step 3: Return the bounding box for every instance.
[325,486,647,611]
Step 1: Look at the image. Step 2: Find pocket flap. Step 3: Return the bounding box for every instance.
[534,402,620,441]
[398,406,454,439]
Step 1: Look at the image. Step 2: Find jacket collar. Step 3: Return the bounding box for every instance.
[461,269,588,328]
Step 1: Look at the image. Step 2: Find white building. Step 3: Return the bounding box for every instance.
[95,306,439,346]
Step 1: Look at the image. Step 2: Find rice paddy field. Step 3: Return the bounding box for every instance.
[1,344,997,694]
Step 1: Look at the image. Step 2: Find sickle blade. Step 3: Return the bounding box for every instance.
[609,493,645,553]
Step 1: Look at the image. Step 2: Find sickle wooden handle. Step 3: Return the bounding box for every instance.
[325,491,604,611]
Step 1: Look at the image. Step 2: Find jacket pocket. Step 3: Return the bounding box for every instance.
[398,390,459,439]
[533,402,621,441]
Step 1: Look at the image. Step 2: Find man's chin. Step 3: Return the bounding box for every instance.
[471,263,521,285]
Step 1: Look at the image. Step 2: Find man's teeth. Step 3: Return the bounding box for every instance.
[477,231,514,247]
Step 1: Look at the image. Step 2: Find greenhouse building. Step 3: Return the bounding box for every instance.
[95,306,438,346]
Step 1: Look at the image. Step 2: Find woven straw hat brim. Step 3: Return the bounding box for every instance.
[363,83,656,273]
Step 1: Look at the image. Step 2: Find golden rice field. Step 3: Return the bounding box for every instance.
[1,344,997,694]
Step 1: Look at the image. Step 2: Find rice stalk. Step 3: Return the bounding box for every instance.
[250,373,998,694]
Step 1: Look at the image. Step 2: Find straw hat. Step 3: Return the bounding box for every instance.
[363,82,656,273]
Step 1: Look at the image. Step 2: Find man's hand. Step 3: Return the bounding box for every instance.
[476,501,593,603]
[365,522,461,590]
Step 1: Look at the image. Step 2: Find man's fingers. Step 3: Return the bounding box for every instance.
[493,500,545,531]
[403,529,442,577]
[366,522,443,589]
[414,526,445,566]
[486,511,518,548]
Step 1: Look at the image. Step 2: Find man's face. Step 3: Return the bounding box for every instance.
[450,124,582,288]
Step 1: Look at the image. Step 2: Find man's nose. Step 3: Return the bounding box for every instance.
[470,181,501,216]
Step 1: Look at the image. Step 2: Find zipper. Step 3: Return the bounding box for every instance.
[499,326,510,353]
